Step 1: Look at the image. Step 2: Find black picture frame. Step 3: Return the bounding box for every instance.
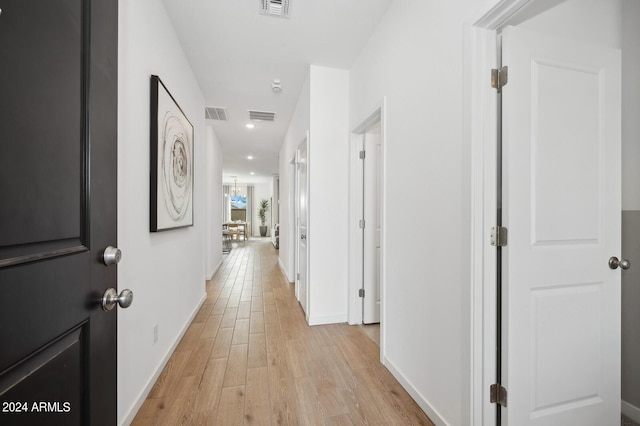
[150,75,194,232]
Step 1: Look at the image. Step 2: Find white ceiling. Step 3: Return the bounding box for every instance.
[162,0,392,184]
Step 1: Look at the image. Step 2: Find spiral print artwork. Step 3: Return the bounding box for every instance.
[150,75,194,231]
[161,112,192,221]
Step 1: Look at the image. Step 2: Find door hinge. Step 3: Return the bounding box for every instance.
[490,384,507,407]
[490,226,508,247]
[359,219,365,229]
[359,288,365,298]
[297,272,300,280]
[359,150,366,160]
[491,66,508,90]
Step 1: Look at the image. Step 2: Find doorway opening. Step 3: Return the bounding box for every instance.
[348,101,386,359]
[290,134,309,320]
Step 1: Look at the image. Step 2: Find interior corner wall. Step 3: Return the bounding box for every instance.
[279,73,310,282]
[622,0,640,212]
[206,125,224,279]
[349,2,475,424]
[621,0,640,418]
[117,0,208,423]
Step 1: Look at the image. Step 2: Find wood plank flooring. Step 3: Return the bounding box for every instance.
[132,240,434,425]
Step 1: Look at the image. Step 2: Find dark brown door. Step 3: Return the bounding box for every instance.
[0,0,118,424]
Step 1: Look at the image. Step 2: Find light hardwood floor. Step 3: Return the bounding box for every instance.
[132,240,434,425]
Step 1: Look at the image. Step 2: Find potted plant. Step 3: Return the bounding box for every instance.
[258,199,269,237]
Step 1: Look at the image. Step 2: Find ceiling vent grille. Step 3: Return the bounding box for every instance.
[205,107,228,121]
[260,0,290,18]
[249,110,276,122]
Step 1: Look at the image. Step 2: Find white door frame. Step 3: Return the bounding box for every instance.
[348,99,387,360]
[348,131,364,323]
[466,1,551,424]
[288,155,297,286]
[467,22,498,425]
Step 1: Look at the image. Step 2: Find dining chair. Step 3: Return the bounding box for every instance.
[227,223,239,241]
[222,226,231,252]
[237,222,246,241]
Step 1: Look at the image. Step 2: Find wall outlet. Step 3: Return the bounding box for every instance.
[153,323,158,344]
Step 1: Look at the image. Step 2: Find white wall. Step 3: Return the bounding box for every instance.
[349,2,474,424]
[308,66,350,324]
[278,66,350,325]
[118,0,216,423]
[279,73,310,282]
[206,125,223,279]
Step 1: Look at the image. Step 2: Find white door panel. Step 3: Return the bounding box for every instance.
[502,25,621,425]
[363,132,381,324]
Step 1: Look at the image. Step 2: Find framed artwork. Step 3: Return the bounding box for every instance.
[150,75,194,231]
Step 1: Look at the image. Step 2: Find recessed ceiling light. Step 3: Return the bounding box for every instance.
[250,172,255,176]
[245,123,255,129]
[247,155,254,160]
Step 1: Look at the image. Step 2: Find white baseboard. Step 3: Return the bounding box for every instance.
[623,400,640,423]
[278,257,293,283]
[119,292,207,426]
[383,357,448,426]
[206,258,224,281]
[308,314,348,326]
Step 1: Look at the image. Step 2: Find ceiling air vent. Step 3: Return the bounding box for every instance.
[205,107,228,121]
[260,0,290,18]
[249,110,276,122]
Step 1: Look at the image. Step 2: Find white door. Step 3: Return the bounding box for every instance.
[296,138,309,317]
[363,131,381,324]
[290,157,298,297]
[502,26,621,425]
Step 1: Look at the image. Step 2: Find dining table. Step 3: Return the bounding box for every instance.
[223,221,250,241]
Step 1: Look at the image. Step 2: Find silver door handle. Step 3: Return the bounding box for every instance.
[300,234,306,240]
[103,246,122,266]
[102,288,133,311]
[609,257,631,270]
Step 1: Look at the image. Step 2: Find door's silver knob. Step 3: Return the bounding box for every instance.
[300,234,306,240]
[609,257,631,270]
[102,288,133,311]
[103,246,122,266]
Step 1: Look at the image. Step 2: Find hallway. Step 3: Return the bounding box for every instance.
[132,241,433,425]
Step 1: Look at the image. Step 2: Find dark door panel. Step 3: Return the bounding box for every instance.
[0,0,84,249]
[0,254,89,370]
[0,326,86,426]
[0,0,118,424]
